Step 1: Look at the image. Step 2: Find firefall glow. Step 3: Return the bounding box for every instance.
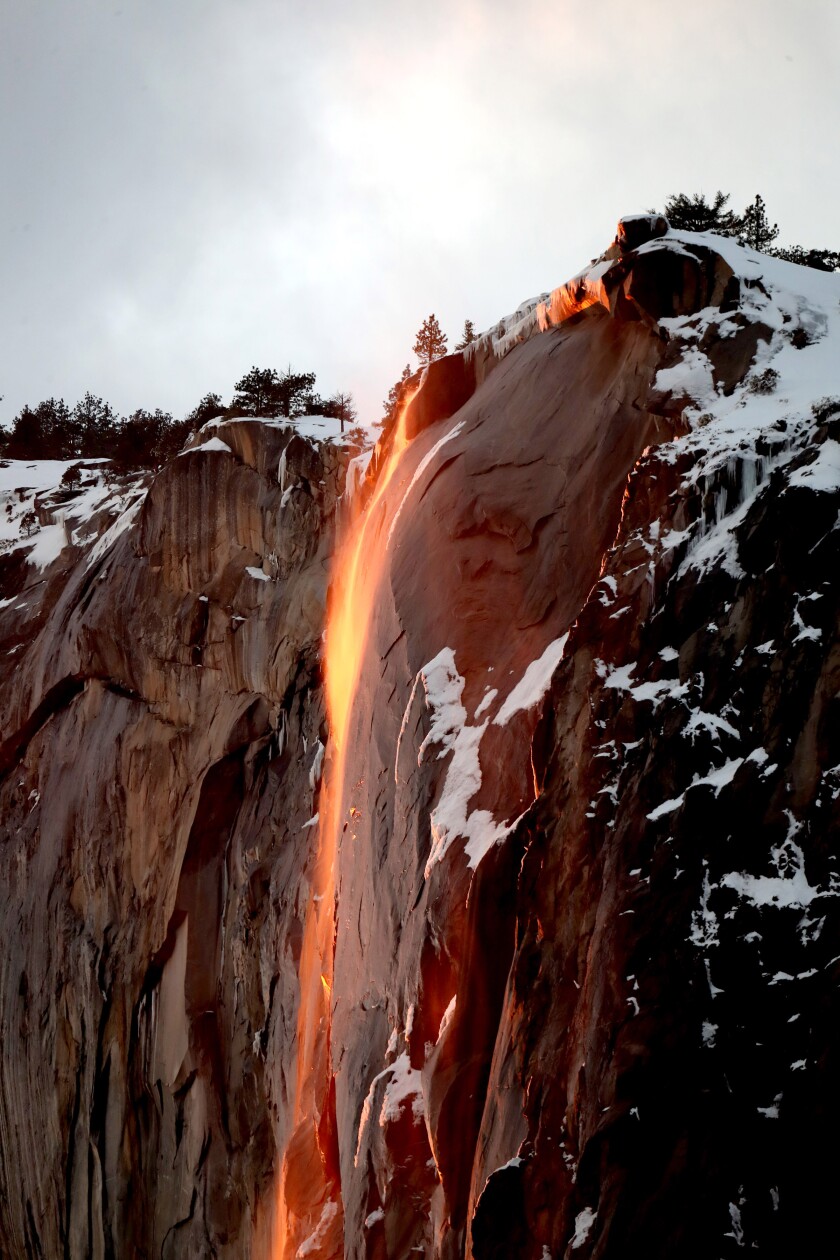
[273,387,418,1258]
[268,283,602,1255]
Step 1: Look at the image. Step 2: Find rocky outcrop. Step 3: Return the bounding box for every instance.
[0,221,838,1259]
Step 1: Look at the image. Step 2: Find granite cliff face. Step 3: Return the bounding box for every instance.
[0,220,838,1259]
[0,418,349,1257]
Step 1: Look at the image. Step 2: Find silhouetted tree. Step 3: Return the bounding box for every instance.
[156,416,193,464]
[413,315,448,366]
[231,367,279,416]
[660,191,744,236]
[60,463,83,491]
[740,195,779,253]
[20,509,39,537]
[455,319,477,350]
[4,398,75,459]
[771,245,839,272]
[72,393,119,458]
[660,188,836,270]
[186,392,226,428]
[323,391,358,433]
[232,367,319,418]
[273,369,318,418]
[113,409,174,469]
[301,393,326,415]
[382,363,415,428]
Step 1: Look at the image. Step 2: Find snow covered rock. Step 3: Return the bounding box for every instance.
[616,212,670,253]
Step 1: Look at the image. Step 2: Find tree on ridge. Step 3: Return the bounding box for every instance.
[381,363,414,428]
[323,391,357,433]
[740,194,780,253]
[413,315,448,367]
[455,319,477,350]
[231,367,279,417]
[660,191,743,236]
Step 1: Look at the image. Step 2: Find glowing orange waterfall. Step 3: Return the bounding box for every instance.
[273,389,417,1259]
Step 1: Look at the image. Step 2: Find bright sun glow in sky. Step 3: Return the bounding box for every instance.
[2,0,838,429]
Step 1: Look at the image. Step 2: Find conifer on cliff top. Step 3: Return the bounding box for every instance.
[413,314,448,367]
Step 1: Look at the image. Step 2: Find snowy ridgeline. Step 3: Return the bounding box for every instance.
[194,411,365,448]
[0,458,146,578]
[0,413,366,583]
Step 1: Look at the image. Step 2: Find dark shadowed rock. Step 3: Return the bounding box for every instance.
[617,213,670,253]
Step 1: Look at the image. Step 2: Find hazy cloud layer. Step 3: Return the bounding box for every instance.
[2,0,837,427]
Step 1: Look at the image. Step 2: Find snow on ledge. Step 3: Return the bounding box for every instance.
[416,648,513,875]
[296,1200,338,1258]
[570,1206,597,1250]
[788,439,840,493]
[494,633,569,725]
[720,813,837,910]
[26,522,69,570]
[178,435,232,457]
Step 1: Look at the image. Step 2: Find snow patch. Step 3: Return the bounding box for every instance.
[309,740,325,789]
[570,1206,597,1250]
[85,496,145,566]
[648,755,749,820]
[654,346,716,406]
[437,996,457,1042]
[296,1200,338,1258]
[25,522,69,570]
[379,1052,424,1126]
[721,819,832,910]
[179,435,232,457]
[788,439,840,493]
[493,634,569,725]
[417,648,518,875]
[474,687,498,720]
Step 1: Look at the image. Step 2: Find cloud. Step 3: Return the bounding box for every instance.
[1,0,838,428]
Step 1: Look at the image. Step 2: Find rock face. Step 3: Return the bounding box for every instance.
[1,223,838,1259]
[0,420,350,1257]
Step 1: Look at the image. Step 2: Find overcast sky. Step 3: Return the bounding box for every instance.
[2,0,838,430]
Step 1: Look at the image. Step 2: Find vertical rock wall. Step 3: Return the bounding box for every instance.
[0,421,349,1257]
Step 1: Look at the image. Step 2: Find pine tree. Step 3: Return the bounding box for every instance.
[5,398,74,459]
[72,394,118,458]
[771,245,840,272]
[186,392,225,428]
[114,409,175,469]
[661,191,743,237]
[323,391,357,433]
[231,367,279,416]
[20,509,39,537]
[381,364,414,428]
[413,315,448,366]
[60,464,84,491]
[455,319,477,351]
[273,369,317,418]
[740,195,779,253]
